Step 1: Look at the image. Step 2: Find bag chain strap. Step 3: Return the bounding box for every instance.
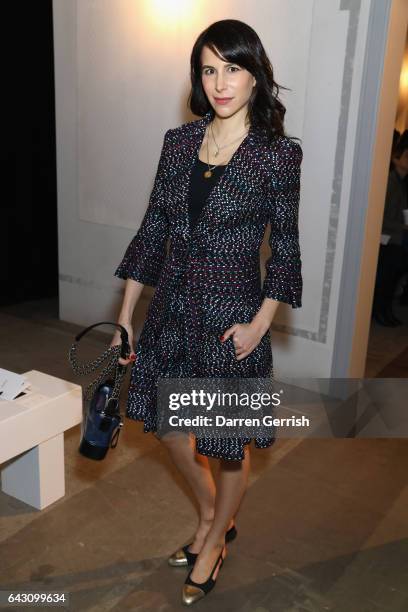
[68,342,126,404]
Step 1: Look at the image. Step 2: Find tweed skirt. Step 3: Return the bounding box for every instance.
[124,283,277,461]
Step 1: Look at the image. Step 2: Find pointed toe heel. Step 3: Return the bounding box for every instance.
[168,544,198,567]
[181,547,225,605]
[168,524,237,568]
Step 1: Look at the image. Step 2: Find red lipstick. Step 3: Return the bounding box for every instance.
[214,97,233,105]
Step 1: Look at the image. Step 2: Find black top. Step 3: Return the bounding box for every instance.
[188,154,227,229]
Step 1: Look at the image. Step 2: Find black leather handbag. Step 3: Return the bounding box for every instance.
[68,321,132,460]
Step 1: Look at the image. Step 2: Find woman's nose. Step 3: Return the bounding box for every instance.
[215,75,227,91]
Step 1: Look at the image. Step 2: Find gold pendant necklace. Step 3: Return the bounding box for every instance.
[203,121,249,178]
[204,125,218,178]
[210,121,248,158]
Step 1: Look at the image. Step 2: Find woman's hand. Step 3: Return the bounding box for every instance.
[110,320,136,366]
[220,320,267,361]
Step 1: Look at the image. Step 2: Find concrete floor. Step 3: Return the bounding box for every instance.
[1,297,408,611]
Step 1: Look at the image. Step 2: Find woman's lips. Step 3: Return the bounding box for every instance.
[214,97,233,105]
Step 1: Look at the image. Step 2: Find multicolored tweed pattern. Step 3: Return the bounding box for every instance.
[114,110,303,460]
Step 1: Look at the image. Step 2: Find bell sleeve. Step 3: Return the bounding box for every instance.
[114,129,171,287]
[261,139,303,308]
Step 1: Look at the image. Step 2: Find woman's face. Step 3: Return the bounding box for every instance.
[200,45,256,120]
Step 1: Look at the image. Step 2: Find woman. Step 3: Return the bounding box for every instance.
[111,19,303,605]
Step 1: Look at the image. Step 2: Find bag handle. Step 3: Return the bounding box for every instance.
[68,321,132,406]
[74,321,131,359]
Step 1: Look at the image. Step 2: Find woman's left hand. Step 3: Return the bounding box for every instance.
[220,321,266,361]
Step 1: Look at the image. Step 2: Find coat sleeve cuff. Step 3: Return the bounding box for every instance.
[114,234,167,287]
[261,263,303,308]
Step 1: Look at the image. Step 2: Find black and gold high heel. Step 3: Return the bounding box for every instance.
[182,545,225,605]
[168,524,237,567]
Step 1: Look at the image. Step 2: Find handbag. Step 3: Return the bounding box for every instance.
[68,321,132,460]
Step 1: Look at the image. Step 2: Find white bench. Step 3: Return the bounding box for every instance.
[0,370,82,510]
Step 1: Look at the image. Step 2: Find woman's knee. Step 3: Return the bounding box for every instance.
[158,431,193,450]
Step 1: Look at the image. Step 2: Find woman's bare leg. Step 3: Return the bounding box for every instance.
[188,444,251,582]
[160,432,234,552]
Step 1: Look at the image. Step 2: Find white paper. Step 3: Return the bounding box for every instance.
[380,234,391,245]
[0,368,31,401]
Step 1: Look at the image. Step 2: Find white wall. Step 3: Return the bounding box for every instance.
[53,0,379,377]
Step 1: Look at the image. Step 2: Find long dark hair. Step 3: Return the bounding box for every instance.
[188,19,300,145]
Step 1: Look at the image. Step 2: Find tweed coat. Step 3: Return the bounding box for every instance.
[114,109,303,460]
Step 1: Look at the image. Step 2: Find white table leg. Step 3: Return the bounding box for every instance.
[1,433,65,509]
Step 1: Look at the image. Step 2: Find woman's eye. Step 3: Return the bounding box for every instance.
[202,66,240,75]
